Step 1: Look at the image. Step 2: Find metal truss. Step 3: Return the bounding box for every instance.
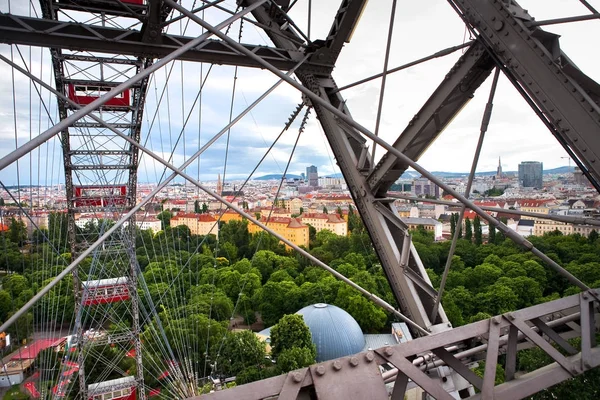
[244,0,452,333]
[1,0,600,398]
[36,0,155,397]
[0,13,331,74]
[199,289,600,400]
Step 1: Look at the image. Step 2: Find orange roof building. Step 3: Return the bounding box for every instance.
[170,213,219,236]
[300,213,348,236]
[248,216,309,249]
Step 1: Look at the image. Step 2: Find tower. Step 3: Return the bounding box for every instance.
[496,157,503,179]
[306,165,318,187]
[216,173,223,196]
[518,161,544,188]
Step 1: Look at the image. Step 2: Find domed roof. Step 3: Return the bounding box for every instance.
[296,303,365,362]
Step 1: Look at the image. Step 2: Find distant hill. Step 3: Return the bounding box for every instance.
[398,166,574,179]
[544,166,575,174]
[254,174,302,180]
[254,166,574,181]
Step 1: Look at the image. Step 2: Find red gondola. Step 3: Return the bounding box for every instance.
[67,84,130,108]
[82,277,130,306]
[74,185,128,207]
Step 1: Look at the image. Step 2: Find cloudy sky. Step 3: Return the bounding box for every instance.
[0,0,599,186]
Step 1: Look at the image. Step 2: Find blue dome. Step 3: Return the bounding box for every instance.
[296,303,365,362]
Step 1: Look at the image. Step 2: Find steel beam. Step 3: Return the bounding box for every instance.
[0,13,331,74]
[196,289,600,400]
[310,0,369,65]
[449,0,600,190]
[233,0,446,332]
[368,41,495,195]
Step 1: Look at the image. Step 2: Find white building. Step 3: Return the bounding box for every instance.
[400,217,443,241]
[300,213,348,236]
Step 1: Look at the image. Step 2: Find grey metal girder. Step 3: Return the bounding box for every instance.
[449,0,600,190]
[0,13,331,74]
[309,0,369,65]
[198,289,600,400]
[247,0,448,332]
[368,41,495,195]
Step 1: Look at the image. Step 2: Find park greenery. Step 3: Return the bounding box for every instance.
[0,210,599,396]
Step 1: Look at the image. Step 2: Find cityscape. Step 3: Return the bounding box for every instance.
[2,160,596,249]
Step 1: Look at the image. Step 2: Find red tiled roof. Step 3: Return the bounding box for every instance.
[301,213,345,223]
[260,216,307,229]
[11,339,58,360]
[520,200,551,207]
[474,201,500,207]
[172,213,217,222]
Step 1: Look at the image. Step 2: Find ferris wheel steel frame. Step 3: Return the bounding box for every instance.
[0,0,599,398]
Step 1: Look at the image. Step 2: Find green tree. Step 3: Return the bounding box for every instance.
[257,281,302,326]
[202,203,209,213]
[474,216,482,245]
[270,314,316,363]
[465,218,473,242]
[194,199,201,213]
[217,330,267,377]
[489,224,496,243]
[588,229,598,243]
[450,213,456,237]
[277,347,316,373]
[156,210,172,230]
[8,217,27,245]
[323,206,328,214]
[495,218,508,244]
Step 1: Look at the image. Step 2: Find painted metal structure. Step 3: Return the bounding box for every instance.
[35,0,168,397]
[199,289,600,400]
[0,0,599,398]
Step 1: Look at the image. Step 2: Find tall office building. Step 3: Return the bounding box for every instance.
[306,165,318,187]
[518,161,543,188]
[413,176,440,198]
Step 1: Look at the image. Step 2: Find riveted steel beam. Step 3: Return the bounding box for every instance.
[368,41,495,195]
[449,0,600,190]
[0,13,332,74]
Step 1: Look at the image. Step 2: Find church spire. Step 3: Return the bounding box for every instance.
[496,157,503,179]
[216,173,223,195]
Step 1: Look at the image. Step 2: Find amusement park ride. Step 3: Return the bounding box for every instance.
[0,0,599,399]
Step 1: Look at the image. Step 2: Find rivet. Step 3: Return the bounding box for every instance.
[333,360,342,371]
[583,292,589,299]
[316,365,326,376]
[349,357,359,367]
[493,316,501,325]
[292,372,303,383]
[571,365,578,375]
[507,313,515,320]
[384,347,394,356]
[365,352,374,363]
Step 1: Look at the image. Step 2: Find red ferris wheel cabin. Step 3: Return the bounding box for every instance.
[74,185,128,207]
[82,277,130,306]
[67,84,131,108]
